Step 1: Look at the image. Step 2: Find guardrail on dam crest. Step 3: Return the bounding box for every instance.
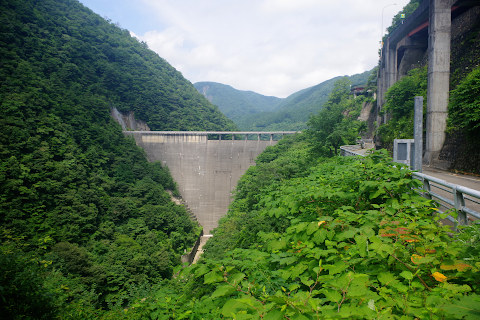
[124,131,297,234]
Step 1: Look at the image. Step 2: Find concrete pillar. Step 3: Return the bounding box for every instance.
[380,38,398,124]
[424,0,451,165]
[376,67,384,126]
[413,96,424,172]
[386,38,397,89]
[376,51,387,127]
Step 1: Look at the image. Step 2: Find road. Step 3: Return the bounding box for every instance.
[422,167,480,192]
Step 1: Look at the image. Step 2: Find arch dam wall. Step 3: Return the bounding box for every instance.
[124,131,296,234]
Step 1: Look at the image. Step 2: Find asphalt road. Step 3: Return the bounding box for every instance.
[422,167,480,192]
[418,167,480,225]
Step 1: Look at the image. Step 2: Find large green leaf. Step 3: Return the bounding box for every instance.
[211,284,236,298]
[204,270,224,284]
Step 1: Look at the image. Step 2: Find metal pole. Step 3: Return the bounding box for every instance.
[414,96,423,172]
[381,3,398,46]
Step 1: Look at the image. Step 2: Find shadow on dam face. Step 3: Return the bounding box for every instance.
[124,131,296,234]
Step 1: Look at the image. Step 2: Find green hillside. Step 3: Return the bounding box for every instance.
[3,0,479,318]
[0,0,235,132]
[0,0,234,315]
[242,70,372,131]
[194,82,282,124]
[199,71,372,131]
[94,75,480,319]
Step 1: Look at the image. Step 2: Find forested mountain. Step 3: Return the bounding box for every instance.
[90,75,480,319]
[195,71,372,131]
[3,0,479,317]
[0,0,235,131]
[0,0,234,316]
[194,82,282,125]
[238,70,372,131]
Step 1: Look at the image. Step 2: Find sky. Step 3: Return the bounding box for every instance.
[79,0,411,98]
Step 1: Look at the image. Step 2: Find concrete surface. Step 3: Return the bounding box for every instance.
[125,131,294,234]
[421,167,480,225]
[422,167,480,192]
[192,235,213,263]
[425,0,452,165]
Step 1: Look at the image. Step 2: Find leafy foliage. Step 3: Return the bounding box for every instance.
[448,66,480,133]
[106,83,478,317]
[118,148,480,319]
[377,66,427,150]
[104,77,478,317]
[307,77,367,156]
[0,0,225,315]
[0,240,58,320]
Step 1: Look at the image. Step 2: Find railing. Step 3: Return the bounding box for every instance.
[340,145,364,156]
[340,140,374,157]
[124,131,298,141]
[412,172,480,228]
[340,144,480,228]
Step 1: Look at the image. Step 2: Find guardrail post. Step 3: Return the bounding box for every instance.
[453,186,467,227]
[422,178,432,200]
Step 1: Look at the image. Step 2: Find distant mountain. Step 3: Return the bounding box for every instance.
[194,82,282,123]
[196,71,372,131]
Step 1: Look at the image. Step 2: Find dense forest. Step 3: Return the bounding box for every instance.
[194,82,283,125]
[195,71,372,131]
[0,0,236,131]
[0,0,234,317]
[2,0,480,318]
[83,75,479,319]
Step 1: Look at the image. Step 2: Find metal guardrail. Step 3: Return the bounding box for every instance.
[124,131,299,141]
[340,144,480,228]
[412,172,480,228]
[124,131,298,135]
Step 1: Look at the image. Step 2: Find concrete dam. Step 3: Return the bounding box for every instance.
[125,131,296,234]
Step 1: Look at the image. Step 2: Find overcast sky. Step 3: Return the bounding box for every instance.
[79,0,410,98]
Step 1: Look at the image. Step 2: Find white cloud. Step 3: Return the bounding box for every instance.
[135,0,409,97]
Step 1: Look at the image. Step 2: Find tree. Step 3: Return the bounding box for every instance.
[307,77,365,156]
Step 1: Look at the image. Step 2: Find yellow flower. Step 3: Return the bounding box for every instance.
[318,221,326,227]
[432,272,447,282]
